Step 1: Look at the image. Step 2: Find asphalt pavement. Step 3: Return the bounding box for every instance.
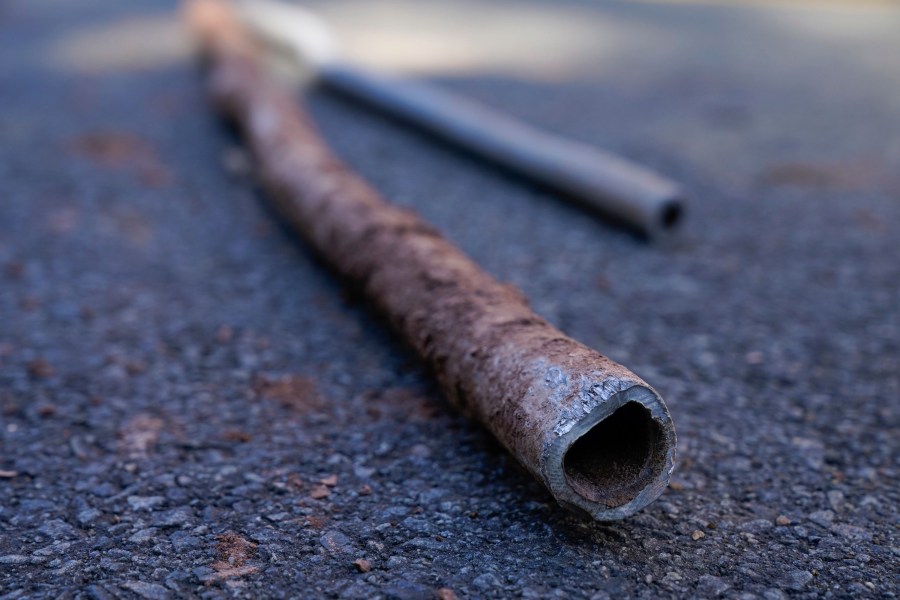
[0,0,898,598]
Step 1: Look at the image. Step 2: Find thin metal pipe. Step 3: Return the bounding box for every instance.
[186,0,677,521]
[319,63,685,238]
[238,0,687,239]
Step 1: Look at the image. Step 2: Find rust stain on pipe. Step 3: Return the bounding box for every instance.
[185,0,676,520]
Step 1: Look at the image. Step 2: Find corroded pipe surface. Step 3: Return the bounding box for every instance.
[186,0,676,520]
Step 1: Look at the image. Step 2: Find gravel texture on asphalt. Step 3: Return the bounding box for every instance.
[1,1,898,598]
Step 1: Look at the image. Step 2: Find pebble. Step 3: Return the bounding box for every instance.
[91,536,111,550]
[807,510,834,528]
[152,507,193,527]
[739,519,773,534]
[52,558,82,575]
[38,519,77,539]
[191,566,216,582]
[827,490,846,512]
[310,485,330,499]
[121,580,171,600]
[128,528,156,543]
[403,537,444,551]
[82,584,118,600]
[353,558,371,573]
[847,582,871,595]
[354,466,375,478]
[697,574,730,597]
[88,482,119,498]
[662,571,683,586]
[338,581,375,599]
[401,516,433,534]
[832,524,871,541]
[169,531,200,551]
[33,541,72,557]
[381,580,432,600]
[127,496,166,511]
[165,487,189,504]
[409,444,431,457]
[377,506,409,520]
[265,512,290,522]
[77,508,103,527]
[19,499,54,512]
[778,570,813,591]
[790,437,825,470]
[473,573,501,589]
[320,531,355,554]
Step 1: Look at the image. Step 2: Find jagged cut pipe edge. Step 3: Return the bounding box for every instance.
[544,385,676,521]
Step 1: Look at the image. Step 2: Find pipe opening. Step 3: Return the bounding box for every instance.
[660,201,683,229]
[563,401,667,508]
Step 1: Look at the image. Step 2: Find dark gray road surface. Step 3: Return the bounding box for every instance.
[1,0,898,598]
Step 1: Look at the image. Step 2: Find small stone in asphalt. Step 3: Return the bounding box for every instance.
[310,485,331,499]
[697,574,730,597]
[170,531,200,551]
[128,528,156,544]
[127,496,166,511]
[76,508,102,527]
[321,531,355,554]
[381,580,432,600]
[779,570,814,591]
[152,507,193,527]
[27,358,54,379]
[38,519,77,539]
[435,588,459,600]
[472,573,500,589]
[740,519,772,534]
[353,558,372,573]
[121,580,171,600]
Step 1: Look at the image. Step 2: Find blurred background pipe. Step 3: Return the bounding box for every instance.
[238,0,687,239]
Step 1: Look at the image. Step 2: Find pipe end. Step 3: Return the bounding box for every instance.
[545,385,676,521]
[659,199,684,231]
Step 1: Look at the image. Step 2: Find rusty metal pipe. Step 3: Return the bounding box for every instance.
[237,0,686,239]
[185,0,676,520]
